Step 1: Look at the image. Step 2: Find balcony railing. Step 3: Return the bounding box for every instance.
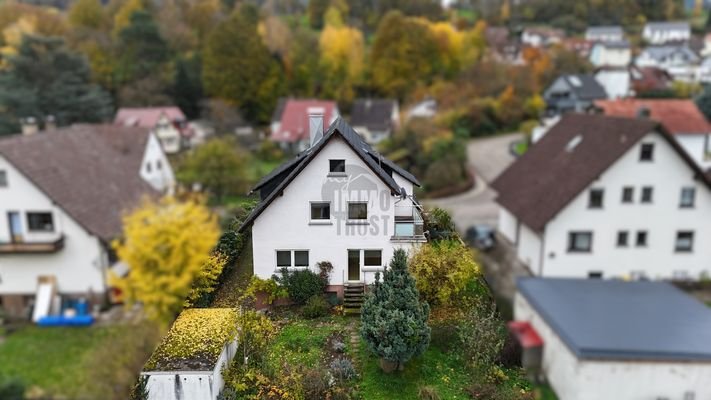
[0,236,65,254]
[392,203,426,242]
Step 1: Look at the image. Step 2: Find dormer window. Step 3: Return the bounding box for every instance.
[329,159,345,173]
[640,143,654,161]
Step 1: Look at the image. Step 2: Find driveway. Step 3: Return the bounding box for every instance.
[424,132,521,233]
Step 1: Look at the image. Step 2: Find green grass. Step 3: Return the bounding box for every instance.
[265,318,344,370]
[0,325,129,396]
[358,344,472,400]
[513,140,529,155]
[535,383,559,400]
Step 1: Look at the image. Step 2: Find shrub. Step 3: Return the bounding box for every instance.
[409,239,482,306]
[243,276,288,305]
[301,295,330,319]
[360,249,431,371]
[185,253,229,307]
[0,377,24,400]
[331,339,346,353]
[302,368,330,400]
[418,385,441,400]
[498,332,522,368]
[274,267,326,304]
[316,261,334,284]
[329,358,357,381]
[424,207,457,240]
[458,298,506,369]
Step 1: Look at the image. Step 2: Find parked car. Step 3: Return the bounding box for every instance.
[466,224,496,251]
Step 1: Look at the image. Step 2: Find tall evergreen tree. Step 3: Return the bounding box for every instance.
[172,56,203,119]
[0,35,112,135]
[360,249,430,372]
[202,4,284,123]
[116,10,171,84]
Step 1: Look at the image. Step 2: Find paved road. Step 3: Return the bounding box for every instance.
[424,132,522,233]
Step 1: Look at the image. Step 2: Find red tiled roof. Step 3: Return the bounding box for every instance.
[595,99,711,135]
[114,107,186,128]
[270,100,338,143]
[631,67,672,93]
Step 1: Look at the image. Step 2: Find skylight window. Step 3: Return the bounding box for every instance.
[566,134,583,152]
[568,76,582,87]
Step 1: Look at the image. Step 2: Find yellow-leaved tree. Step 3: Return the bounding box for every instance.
[318,7,364,105]
[111,196,219,325]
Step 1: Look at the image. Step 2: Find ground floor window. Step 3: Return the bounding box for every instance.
[276,249,310,268]
[347,249,383,281]
[567,231,592,252]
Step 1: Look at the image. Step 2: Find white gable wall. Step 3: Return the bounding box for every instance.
[140,133,176,192]
[251,136,420,286]
[541,132,711,279]
[0,155,106,295]
[676,133,711,170]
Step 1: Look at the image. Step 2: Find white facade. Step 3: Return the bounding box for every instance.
[589,44,631,68]
[0,156,108,297]
[514,294,711,400]
[635,47,699,82]
[499,132,711,279]
[140,133,176,193]
[143,338,238,400]
[251,136,423,287]
[154,114,182,154]
[594,69,631,99]
[676,133,711,170]
[643,23,691,45]
[585,28,623,43]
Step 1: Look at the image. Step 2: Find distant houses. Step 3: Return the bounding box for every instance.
[521,27,565,48]
[349,99,399,145]
[585,26,624,43]
[589,40,631,68]
[542,74,607,115]
[642,21,691,45]
[492,113,711,280]
[114,107,191,154]
[513,278,711,400]
[0,125,173,319]
[269,99,339,153]
[595,99,711,169]
[594,66,673,99]
[635,45,700,82]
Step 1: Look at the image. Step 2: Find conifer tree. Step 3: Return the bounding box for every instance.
[360,249,430,372]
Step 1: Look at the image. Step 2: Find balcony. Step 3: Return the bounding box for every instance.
[392,204,426,243]
[0,236,65,254]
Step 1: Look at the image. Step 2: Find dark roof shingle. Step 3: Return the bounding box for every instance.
[0,126,158,240]
[350,99,397,132]
[492,113,710,232]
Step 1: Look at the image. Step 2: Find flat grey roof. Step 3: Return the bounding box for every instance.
[517,278,711,362]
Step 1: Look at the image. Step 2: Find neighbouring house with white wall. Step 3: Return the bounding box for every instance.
[595,98,711,170]
[513,278,711,400]
[635,45,700,82]
[115,107,190,154]
[349,98,400,145]
[240,117,425,299]
[269,99,339,153]
[589,41,631,68]
[542,74,607,115]
[585,26,624,43]
[642,21,691,44]
[492,113,711,280]
[0,125,162,317]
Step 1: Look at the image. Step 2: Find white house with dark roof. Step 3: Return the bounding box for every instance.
[585,26,624,43]
[589,41,631,67]
[514,278,711,400]
[542,74,608,115]
[349,99,399,145]
[115,107,189,154]
[492,114,711,280]
[635,45,700,82]
[643,21,691,45]
[240,117,424,302]
[0,125,166,317]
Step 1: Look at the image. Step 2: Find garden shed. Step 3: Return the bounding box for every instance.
[514,278,711,400]
[141,308,239,400]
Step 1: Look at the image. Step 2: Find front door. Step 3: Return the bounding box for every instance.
[8,212,22,242]
[348,250,360,281]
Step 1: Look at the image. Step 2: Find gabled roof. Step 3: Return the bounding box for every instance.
[585,26,623,36]
[595,99,711,135]
[0,126,158,241]
[630,66,673,92]
[269,99,338,144]
[491,113,711,232]
[241,118,419,232]
[644,21,690,32]
[518,278,711,362]
[114,107,186,128]
[350,99,397,132]
[638,45,699,63]
[557,74,608,100]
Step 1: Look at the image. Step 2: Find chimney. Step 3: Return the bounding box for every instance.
[308,107,324,147]
[636,106,651,119]
[44,115,56,131]
[21,117,38,135]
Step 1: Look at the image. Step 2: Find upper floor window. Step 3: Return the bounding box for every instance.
[680,187,695,208]
[27,212,54,232]
[568,231,592,252]
[156,160,163,170]
[348,202,368,220]
[675,231,694,252]
[0,170,7,187]
[329,159,345,173]
[640,143,654,161]
[616,231,628,247]
[310,202,330,220]
[621,186,633,203]
[641,186,653,203]
[146,162,152,173]
[588,189,604,208]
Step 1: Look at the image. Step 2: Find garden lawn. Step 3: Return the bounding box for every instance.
[0,325,130,397]
[358,343,471,400]
[265,317,349,372]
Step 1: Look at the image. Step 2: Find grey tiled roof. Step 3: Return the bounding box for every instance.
[518,278,711,362]
[562,74,608,100]
[0,125,158,241]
